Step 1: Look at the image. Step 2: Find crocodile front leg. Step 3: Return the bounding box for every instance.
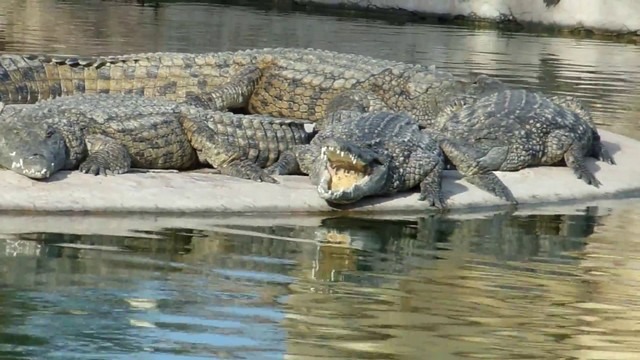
[179,113,278,183]
[265,141,326,176]
[416,156,446,209]
[78,134,132,175]
[463,173,518,205]
[265,149,303,175]
[184,65,262,111]
[439,138,517,204]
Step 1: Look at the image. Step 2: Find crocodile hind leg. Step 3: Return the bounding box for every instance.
[439,139,517,204]
[594,141,615,165]
[546,130,603,187]
[179,113,278,183]
[590,131,616,165]
[184,65,261,111]
[548,97,616,166]
[78,134,132,175]
[564,143,601,187]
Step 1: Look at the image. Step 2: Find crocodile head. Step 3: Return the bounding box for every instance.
[314,139,389,204]
[467,74,509,96]
[0,120,67,179]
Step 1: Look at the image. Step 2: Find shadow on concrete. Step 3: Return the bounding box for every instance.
[40,171,71,183]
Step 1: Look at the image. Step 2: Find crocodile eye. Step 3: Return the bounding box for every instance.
[45,128,56,138]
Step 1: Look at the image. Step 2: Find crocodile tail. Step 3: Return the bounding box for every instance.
[0,52,235,104]
[0,54,126,103]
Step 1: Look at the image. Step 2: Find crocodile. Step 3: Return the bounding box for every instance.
[0,93,311,181]
[429,76,615,204]
[0,48,471,128]
[267,110,446,207]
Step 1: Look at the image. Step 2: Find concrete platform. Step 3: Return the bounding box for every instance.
[295,0,640,35]
[0,129,637,215]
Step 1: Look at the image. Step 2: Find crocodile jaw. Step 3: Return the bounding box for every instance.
[0,123,67,180]
[316,145,388,204]
[10,154,56,179]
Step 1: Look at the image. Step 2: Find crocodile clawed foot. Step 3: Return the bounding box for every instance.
[418,171,446,209]
[265,151,302,176]
[78,158,128,176]
[220,160,280,184]
[81,135,132,176]
[574,168,602,188]
[418,190,446,210]
[256,172,279,184]
[565,152,602,188]
[464,173,518,205]
[598,147,616,165]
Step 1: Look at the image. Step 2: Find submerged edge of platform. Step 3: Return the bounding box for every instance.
[0,129,637,214]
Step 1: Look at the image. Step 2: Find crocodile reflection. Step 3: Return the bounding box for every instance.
[2,210,598,285]
[12,228,196,257]
[214,211,597,283]
[0,209,603,359]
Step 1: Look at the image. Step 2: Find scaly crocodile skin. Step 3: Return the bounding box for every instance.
[429,84,615,204]
[0,93,311,181]
[0,48,469,127]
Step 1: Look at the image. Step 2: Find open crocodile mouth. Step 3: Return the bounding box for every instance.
[324,148,370,190]
[317,145,387,204]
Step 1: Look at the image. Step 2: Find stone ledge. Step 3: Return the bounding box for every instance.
[0,129,636,215]
[291,0,640,40]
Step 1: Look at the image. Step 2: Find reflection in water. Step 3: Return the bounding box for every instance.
[3,209,640,358]
[0,0,639,138]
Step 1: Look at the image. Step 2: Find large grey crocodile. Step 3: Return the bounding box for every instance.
[0,94,311,181]
[0,48,470,128]
[429,76,615,204]
[268,110,446,208]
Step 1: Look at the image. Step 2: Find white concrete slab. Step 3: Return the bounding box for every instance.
[0,129,636,215]
[297,0,640,34]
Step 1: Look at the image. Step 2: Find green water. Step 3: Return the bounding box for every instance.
[1,1,640,358]
[3,208,640,359]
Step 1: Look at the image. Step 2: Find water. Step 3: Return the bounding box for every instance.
[2,207,640,359]
[1,0,640,358]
